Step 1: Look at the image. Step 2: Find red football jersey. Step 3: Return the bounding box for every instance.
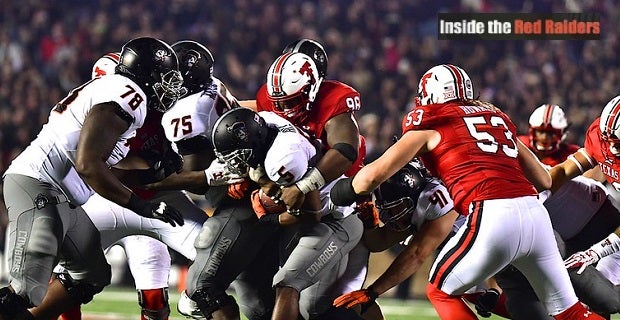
[584,118,620,190]
[517,135,580,166]
[127,111,168,200]
[402,102,537,215]
[256,80,365,176]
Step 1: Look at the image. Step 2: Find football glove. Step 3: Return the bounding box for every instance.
[355,200,380,229]
[565,249,600,274]
[474,288,501,318]
[228,180,249,199]
[204,159,246,186]
[333,288,378,309]
[251,189,268,219]
[127,194,184,227]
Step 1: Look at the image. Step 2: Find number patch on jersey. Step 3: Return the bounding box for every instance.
[119,85,144,110]
[429,189,449,208]
[404,109,424,127]
[463,115,518,158]
[345,96,361,111]
[170,115,193,137]
[277,166,295,185]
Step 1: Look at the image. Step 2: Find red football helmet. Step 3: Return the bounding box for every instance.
[528,104,568,155]
[91,52,120,79]
[599,95,620,156]
[266,52,321,123]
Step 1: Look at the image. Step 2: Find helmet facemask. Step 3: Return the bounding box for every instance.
[215,149,253,175]
[152,69,187,112]
[376,196,415,232]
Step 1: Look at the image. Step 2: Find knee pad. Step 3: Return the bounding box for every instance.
[0,286,34,320]
[191,289,237,319]
[138,288,170,320]
[56,273,104,304]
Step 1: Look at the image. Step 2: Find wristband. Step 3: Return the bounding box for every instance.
[295,167,326,194]
[330,177,359,206]
[591,232,620,259]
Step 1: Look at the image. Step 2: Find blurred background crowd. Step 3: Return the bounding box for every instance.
[0,0,619,298]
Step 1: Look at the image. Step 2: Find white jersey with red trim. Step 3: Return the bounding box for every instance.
[413,178,455,232]
[259,111,355,218]
[161,77,236,146]
[5,74,147,205]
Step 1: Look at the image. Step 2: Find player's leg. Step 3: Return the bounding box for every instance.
[512,197,603,319]
[122,236,172,320]
[187,199,278,320]
[275,214,363,320]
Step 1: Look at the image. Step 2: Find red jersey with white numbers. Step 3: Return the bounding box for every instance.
[256,80,365,176]
[584,118,620,190]
[402,102,537,214]
[517,135,581,166]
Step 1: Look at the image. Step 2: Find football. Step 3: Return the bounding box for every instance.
[258,189,287,214]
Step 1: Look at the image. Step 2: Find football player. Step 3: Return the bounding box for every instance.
[0,37,185,319]
[493,104,620,319]
[211,107,364,320]
[329,64,603,319]
[144,41,277,320]
[58,51,210,320]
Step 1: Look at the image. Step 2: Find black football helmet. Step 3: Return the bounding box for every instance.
[115,37,186,112]
[172,40,214,96]
[373,159,428,232]
[211,107,272,175]
[282,38,328,79]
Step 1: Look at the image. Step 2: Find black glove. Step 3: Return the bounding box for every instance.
[127,193,184,227]
[330,177,360,206]
[475,288,500,318]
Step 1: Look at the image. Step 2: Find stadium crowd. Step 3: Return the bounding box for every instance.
[0,0,619,300]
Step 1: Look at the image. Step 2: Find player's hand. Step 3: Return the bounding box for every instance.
[251,189,268,219]
[228,180,249,199]
[204,159,246,186]
[564,249,600,274]
[248,165,266,183]
[280,185,305,210]
[127,194,185,227]
[333,288,378,309]
[355,200,380,229]
[474,288,500,318]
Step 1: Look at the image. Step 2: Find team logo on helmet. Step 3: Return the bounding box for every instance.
[401,173,416,189]
[154,49,168,62]
[228,121,248,143]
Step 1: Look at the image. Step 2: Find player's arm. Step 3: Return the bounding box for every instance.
[549,148,597,193]
[238,99,257,111]
[517,139,552,192]
[369,210,458,295]
[75,103,133,205]
[280,112,361,209]
[144,148,218,194]
[362,226,411,252]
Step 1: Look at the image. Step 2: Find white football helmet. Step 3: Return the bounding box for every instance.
[417,64,473,106]
[599,95,620,156]
[266,52,321,122]
[528,104,569,154]
[91,52,120,79]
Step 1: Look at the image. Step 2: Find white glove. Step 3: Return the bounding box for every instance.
[204,159,246,186]
[564,249,600,274]
[248,165,266,183]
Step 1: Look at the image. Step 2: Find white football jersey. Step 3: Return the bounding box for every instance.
[162,77,236,146]
[412,178,456,233]
[5,74,147,205]
[259,111,355,218]
[542,175,607,239]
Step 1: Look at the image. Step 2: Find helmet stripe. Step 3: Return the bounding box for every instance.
[606,100,620,137]
[270,52,293,95]
[542,104,553,126]
[104,52,120,63]
[443,64,465,100]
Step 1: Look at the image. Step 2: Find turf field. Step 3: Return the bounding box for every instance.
[82,286,508,320]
